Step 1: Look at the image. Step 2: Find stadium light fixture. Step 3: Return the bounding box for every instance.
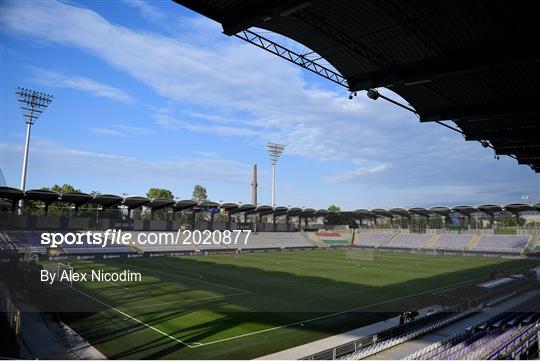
[14,87,53,198]
[267,143,285,207]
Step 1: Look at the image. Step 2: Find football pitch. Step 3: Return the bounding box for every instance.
[49,250,536,359]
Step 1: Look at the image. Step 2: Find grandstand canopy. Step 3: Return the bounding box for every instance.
[273,206,289,216]
[429,206,451,217]
[25,189,60,204]
[198,201,220,209]
[91,194,123,208]
[229,203,256,214]
[408,207,431,217]
[146,199,175,211]
[477,204,503,215]
[173,199,198,211]
[314,209,328,217]
[174,0,540,172]
[254,205,273,215]
[220,202,239,212]
[353,209,371,218]
[534,203,540,211]
[452,205,477,216]
[299,208,316,217]
[389,208,410,217]
[60,191,93,207]
[122,196,150,209]
[371,208,392,218]
[504,203,533,214]
[0,186,24,201]
[287,207,302,216]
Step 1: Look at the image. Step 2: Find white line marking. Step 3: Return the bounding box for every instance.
[128,262,251,293]
[190,272,506,348]
[118,291,250,311]
[70,286,195,348]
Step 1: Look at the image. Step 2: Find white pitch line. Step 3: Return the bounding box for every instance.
[70,286,195,348]
[118,291,250,311]
[190,272,505,348]
[128,262,251,293]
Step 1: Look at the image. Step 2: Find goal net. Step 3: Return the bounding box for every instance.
[42,262,74,289]
[344,249,375,261]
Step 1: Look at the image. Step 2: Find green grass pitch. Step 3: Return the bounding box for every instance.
[48,250,536,359]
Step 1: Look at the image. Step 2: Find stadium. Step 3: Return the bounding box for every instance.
[1,0,540,360]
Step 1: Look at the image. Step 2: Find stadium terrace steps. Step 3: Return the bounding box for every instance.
[466,234,482,250]
[423,234,440,248]
[472,234,531,253]
[429,234,475,251]
[354,232,395,247]
[386,234,432,249]
[300,230,321,247]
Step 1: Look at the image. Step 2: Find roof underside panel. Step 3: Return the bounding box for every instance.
[174,0,539,172]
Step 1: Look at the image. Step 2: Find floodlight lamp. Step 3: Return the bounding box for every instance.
[367,89,380,100]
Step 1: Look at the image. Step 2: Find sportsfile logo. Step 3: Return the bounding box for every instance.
[40,229,252,248]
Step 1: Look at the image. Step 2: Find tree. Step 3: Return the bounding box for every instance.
[146,188,174,200]
[50,184,80,194]
[143,188,174,221]
[192,185,208,203]
[328,204,341,213]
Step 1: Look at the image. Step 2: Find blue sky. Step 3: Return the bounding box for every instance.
[1,0,538,209]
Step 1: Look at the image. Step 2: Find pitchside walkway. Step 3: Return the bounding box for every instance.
[258,306,441,360]
[259,290,540,360]
[370,289,540,359]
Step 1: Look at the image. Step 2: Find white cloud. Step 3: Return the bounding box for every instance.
[88,124,152,137]
[2,0,537,202]
[122,0,164,22]
[1,138,251,187]
[324,164,389,184]
[28,66,134,103]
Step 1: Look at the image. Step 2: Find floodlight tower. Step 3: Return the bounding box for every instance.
[267,143,285,207]
[15,87,53,193]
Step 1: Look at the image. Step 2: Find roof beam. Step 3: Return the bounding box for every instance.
[463,127,540,141]
[419,103,539,122]
[349,53,536,92]
[221,1,310,35]
[234,29,348,87]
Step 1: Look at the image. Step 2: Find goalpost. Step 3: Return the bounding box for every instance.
[42,262,74,289]
[344,248,375,261]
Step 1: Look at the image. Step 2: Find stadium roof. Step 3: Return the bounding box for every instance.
[230,203,256,214]
[0,186,24,201]
[503,203,533,213]
[389,208,409,217]
[287,207,302,216]
[25,189,60,204]
[299,208,316,217]
[174,0,540,172]
[371,208,392,218]
[534,203,540,211]
[90,194,123,208]
[353,209,371,218]
[452,205,477,216]
[198,201,220,208]
[122,196,150,209]
[429,206,451,217]
[60,191,93,207]
[220,202,239,211]
[314,209,328,217]
[274,206,289,216]
[477,204,503,214]
[173,199,198,211]
[408,207,431,217]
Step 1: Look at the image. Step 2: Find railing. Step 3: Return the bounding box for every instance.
[304,304,478,360]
